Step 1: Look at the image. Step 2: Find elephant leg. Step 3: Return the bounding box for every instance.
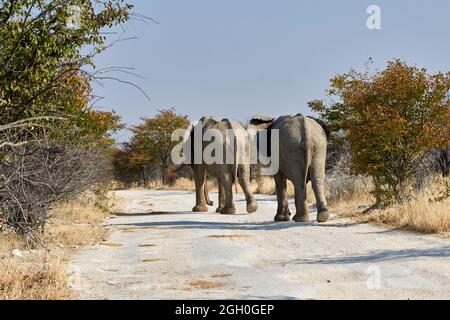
[274,172,290,221]
[292,172,309,223]
[204,178,214,206]
[220,168,236,215]
[216,177,226,212]
[310,158,329,223]
[192,165,208,212]
[238,165,258,213]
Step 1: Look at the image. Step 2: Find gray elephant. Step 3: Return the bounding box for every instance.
[189,116,258,215]
[248,114,329,223]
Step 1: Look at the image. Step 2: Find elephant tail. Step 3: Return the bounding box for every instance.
[233,133,239,194]
[223,118,241,195]
[298,114,313,197]
[234,164,239,194]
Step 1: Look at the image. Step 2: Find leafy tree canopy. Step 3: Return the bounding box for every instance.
[0,0,131,144]
[309,59,450,205]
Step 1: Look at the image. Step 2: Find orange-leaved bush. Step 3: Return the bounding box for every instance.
[309,59,449,206]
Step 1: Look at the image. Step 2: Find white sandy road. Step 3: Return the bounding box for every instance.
[70,190,450,300]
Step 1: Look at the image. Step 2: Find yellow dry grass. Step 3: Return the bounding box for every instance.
[0,253,71,300]
[148,177,199,191]
[0,231,74,300]
[187,280,224,289]
[0,192,112,300]
[142,258,165,263]
[331,176,450,236]
[369,198,450,235]
[251,176,315,202]
[211,273,232,278]
[117,226,159,233]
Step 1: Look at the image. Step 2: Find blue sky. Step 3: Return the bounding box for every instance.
[91,0,450,142]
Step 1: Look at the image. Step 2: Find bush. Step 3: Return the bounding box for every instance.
[310,59,450,206]
[0,141,110,238]
[0,0,131,239]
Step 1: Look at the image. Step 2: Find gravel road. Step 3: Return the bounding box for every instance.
[70,189,450,299]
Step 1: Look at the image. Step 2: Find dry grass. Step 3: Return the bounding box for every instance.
[252,177,273,194]
[117,226,159,233]
[142,258,165,263]
[187,280,224,289]
[41,192,111,248]
[325,175,374,209]
[211,273,232,278]
[0,233,74,300]
[0,192,113,300]
[369,198,450,235]
[330,176,450,236]
[148,177,199,191]
[252,176,315,202]
[0,254,71,300]
[99,243,123,248]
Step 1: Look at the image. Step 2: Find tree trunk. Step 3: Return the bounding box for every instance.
[438,147,449,177]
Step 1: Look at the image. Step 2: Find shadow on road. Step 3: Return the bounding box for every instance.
[113,217,361,231]
[113,212,171,217]
[279,247,450,265]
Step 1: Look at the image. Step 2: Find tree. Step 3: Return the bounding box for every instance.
[0,0,133,238]
[111,143,151,187]
[309,59,450,206]
[0,0,131,135]
[126,109,190,185]
[436,146,449,177]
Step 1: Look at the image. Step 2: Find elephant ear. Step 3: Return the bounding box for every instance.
[249,114,275,129]
[199,116,220,128]
[248,114,274,158]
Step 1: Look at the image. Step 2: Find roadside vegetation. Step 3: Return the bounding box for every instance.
[0,194,111,299]
[310,60,449,235]
[0,0,134,299]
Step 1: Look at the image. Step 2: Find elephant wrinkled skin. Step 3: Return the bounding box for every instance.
[249,113,329,223]
[189,117,257,215]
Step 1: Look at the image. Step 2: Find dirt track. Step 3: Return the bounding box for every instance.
[70,190,450,299]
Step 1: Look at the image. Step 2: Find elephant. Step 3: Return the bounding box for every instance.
[188,116,258,215]
[248,113,329,223]
[173,164,213,206]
